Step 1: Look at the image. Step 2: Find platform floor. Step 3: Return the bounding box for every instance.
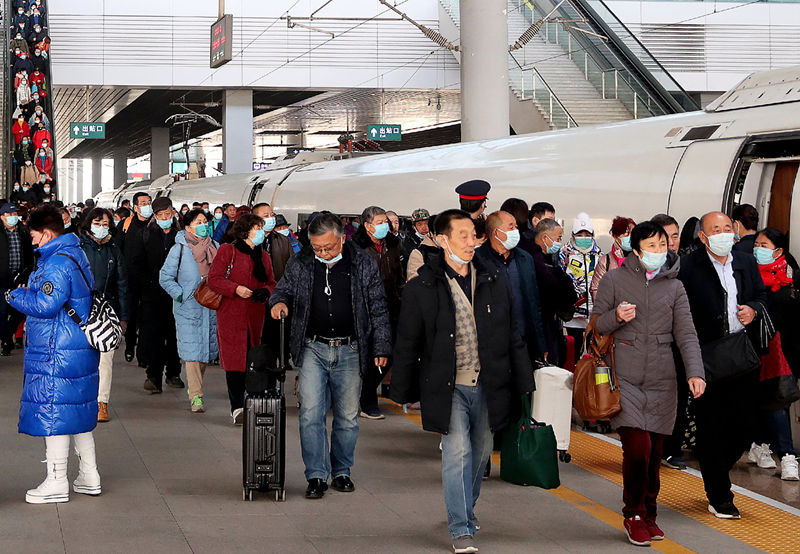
[0,349,796,553]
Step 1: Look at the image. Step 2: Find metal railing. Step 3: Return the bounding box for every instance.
[509,53,577,129]
[3,0,11,195]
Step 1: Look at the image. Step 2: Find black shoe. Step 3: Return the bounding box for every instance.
[331,475,355,493]
[1,345,12,356]
[124,351,134,362]
[165,376,185,389]
[661,455,687,470]
[143,378,163,394]
[708,501,741,519]
[305,478,328,499]
[483,462,491,480]
[15,338,23,348]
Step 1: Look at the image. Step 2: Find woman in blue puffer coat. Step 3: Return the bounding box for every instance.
[159,209,219,414]
[7,205,101,504]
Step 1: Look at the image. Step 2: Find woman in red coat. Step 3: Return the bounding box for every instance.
[35,147,52,178]
[208,214,276,424]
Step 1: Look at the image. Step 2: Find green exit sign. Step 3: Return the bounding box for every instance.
[367,124,401,141]
[70,122,106,139]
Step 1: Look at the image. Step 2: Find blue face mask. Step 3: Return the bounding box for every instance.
[139,204,153,218]
[620,236,632,252]
[441,236,469,266]
[498,228,520,250]
[194,223,210,238]
[640,250,667,272]
[546,238,562,255]
[91,225,109,240]
[156,217,172,230]
[352,222,359,229]
[754,246,777,266]
[251,229,265,246]
[575,236,593,250]
[214,212,222,221]
[5,216,19,227]
[277,228,290,237]
[316,252,343,266]
[372,222,390,240]
[263,217,276,232]
[705,232,735,257]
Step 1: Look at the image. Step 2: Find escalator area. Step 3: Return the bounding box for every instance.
[6,0,58,207]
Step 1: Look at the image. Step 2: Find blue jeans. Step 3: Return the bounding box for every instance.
[441,383,493,538]
[763,406,798,458]
[298,338,362,481]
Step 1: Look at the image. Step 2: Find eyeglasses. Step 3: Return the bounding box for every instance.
[311,243,342,256]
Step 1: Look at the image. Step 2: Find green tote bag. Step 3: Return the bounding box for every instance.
[500,394,560,489]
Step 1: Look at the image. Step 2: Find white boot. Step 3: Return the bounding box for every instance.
[26,436,71,504]
[72,432,101,496]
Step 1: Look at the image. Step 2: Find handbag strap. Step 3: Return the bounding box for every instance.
[225,246,236,278]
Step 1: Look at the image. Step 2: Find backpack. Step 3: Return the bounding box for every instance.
[58,253,123,352]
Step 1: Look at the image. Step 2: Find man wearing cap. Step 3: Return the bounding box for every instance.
[275,214,301,254]
[0,203,34,356]
[455,180,491,221]
[127,197,184,393]
[402,208,430,263]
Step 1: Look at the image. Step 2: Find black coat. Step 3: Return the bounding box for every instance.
[0,223,34,289]
[732,233,756,255]
[352,226,404,325]
[677,247,767,347]
[79,233,128,320]
[126,219,178,304]
[269,240,392,377]
[764,269,800,379]
[390,252,534,434]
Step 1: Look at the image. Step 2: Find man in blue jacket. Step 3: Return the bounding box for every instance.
[7,205,101,504]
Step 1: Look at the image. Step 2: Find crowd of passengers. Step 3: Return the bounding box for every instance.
[2,177,799,552]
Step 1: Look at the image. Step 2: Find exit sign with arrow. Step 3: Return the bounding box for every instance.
[70,122,106,140]
[367,124,401,141]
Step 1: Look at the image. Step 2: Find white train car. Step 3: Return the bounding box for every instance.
[99,67,800,247]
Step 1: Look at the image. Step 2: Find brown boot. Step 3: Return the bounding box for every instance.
[97,402,110,423]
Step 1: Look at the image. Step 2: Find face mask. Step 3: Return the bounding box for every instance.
[5,216,19,227]
[545,236,562,255]
[139,204,153,218]
[575,237,593,250]
[204,209,209,214]
[35,52,40,56]
[91,225,109,240]
[22,186,29,192]
[14,185,20,191]
[640,250,667,272]
[441,236,469,266]
[352,222,359,229]
[704,232,735,257]
[43,186,50,193]
[497,228,520,250]
[263,217,276,232]
[372,221,390,240]
[415,231,427,241]
[22,140,29,144]
[214,212,222,221]
[277,228,290,237]
[181,210,188,215]
[753,247,777,266]
[251,229,265,246]
[20,55,26,60]
[316,252,343,266]
[194,223,210,238]
[620,236,632,252]
[156,217,172,230]
[25,161,31,166]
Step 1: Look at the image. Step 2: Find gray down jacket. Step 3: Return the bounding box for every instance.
[591,252,704,434]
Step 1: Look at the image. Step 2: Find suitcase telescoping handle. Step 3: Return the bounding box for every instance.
[279,315,286,372]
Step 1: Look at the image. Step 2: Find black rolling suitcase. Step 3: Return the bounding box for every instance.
[242,318,287,501]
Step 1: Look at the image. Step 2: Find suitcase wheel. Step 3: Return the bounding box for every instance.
[273,489,286,502]
[558,450,571,463]
[243,488,254,501]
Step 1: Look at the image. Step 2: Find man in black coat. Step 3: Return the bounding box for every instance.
[269,213,391,500]
[391,209,533,553]
[678,211,766,519]
[0,203,34,354]
[118,192,152,363]
[127,197,183,393]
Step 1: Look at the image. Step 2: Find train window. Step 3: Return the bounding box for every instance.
[681,125,720,142]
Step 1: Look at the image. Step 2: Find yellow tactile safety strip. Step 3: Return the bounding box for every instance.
[383,402,694,553]
[566,430,800,554]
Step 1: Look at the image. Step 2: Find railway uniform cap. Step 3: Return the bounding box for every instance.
[274,214,290,227]
[455,179,491,201]
[572,212,595,234]
[411,208,430,223]
[1,203,18,215]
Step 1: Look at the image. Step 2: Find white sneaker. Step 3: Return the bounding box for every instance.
[747,442,763,464]
[26,460,69,504]
[232,408,244,425]
[756,443,778,469]
[781,454,799,481]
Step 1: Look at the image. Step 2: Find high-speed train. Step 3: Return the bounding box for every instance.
[97,66,800,248]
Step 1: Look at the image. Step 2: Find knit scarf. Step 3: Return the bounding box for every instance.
[185,232,217,278]
[759,255,793,292]
[234,239,268,283]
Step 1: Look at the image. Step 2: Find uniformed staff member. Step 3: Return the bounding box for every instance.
[455,180,491,221]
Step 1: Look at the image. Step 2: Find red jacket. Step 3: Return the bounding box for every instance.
[35,154,52,176]
[32,128,51,149]
[29,72,45,89]
[208,242,276,372]
[12,120,30,144]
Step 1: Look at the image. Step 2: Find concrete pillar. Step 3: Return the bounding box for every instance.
[66,159,75,203]
[151,127,170,178]
[222,89,253,174]
[460,0,509,142]
[91,156,102,197]
[113,149,128,189]
[76,159,85,203]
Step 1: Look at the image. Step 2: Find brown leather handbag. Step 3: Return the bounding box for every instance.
[573,316,621,421]
[193,248,235,311]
